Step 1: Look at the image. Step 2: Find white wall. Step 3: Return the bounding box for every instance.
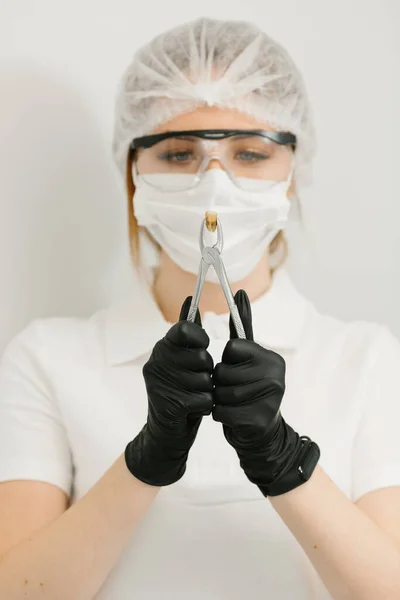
[0,0,399,353]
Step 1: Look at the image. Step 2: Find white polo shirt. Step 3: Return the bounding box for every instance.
[1,267,400,600]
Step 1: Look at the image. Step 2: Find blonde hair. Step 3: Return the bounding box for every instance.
[125,148,292,276]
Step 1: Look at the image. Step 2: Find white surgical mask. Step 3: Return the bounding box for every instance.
[132,168,292,283]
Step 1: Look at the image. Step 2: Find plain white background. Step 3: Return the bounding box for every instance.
[0,0,399,354]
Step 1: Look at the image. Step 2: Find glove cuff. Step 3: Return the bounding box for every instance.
[235,418,321,497]
[257,436,320,497]
[124,427,188,487]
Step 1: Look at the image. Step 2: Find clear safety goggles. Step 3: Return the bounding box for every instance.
[130,129,296,193]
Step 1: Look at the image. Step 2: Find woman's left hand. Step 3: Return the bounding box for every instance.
[212,289,319,497]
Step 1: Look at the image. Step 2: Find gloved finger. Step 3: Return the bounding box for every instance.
[213,377,279,406]
[229,290,254,341]
[179,296,202,327]
[185,389,214,416]
[169,346,214,374]
[212,402,256,427]
[172,369,214,394]
[213,360,261,387]
[221,338,259,365]
[153,336,214,372]
[221,339,286,373]
[145,361,213,393]
[166,319,210,350]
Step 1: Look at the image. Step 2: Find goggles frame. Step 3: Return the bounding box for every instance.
[130,128,297,150]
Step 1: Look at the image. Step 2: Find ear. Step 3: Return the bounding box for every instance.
[229,290,254,341]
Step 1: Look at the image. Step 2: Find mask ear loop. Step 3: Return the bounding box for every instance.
[285,169,294,193]
[285,153,296,194]
[132,160,140,186]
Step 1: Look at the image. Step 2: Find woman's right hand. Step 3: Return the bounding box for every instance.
[124,296,214,486]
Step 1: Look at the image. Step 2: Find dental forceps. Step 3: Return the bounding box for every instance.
[186,217,246,339]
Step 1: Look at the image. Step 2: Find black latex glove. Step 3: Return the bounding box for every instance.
[124,296,214,486]
[212,289,320,497]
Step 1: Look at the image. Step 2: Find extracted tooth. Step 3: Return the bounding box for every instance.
[205,211,217,232]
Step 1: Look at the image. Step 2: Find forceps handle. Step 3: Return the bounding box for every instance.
[187,259,208,324]
[187,251,246,339]
[212,251,246,340]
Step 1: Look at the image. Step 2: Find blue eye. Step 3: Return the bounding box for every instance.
[159,151,193,162]
[236,151,270,162]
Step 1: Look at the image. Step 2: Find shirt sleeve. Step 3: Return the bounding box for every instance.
[0,320,73,497]
[351,325,400,502]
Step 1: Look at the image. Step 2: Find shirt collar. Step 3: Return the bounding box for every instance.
[104,267,310,366]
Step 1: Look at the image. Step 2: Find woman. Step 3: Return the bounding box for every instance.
[0,16,399,600]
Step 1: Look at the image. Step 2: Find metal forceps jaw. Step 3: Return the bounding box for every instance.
[187,218,246,339]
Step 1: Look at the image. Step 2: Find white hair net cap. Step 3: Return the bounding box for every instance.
[112,17,316,189]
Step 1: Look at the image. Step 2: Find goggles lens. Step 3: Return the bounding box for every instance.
[134,134,294,192]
